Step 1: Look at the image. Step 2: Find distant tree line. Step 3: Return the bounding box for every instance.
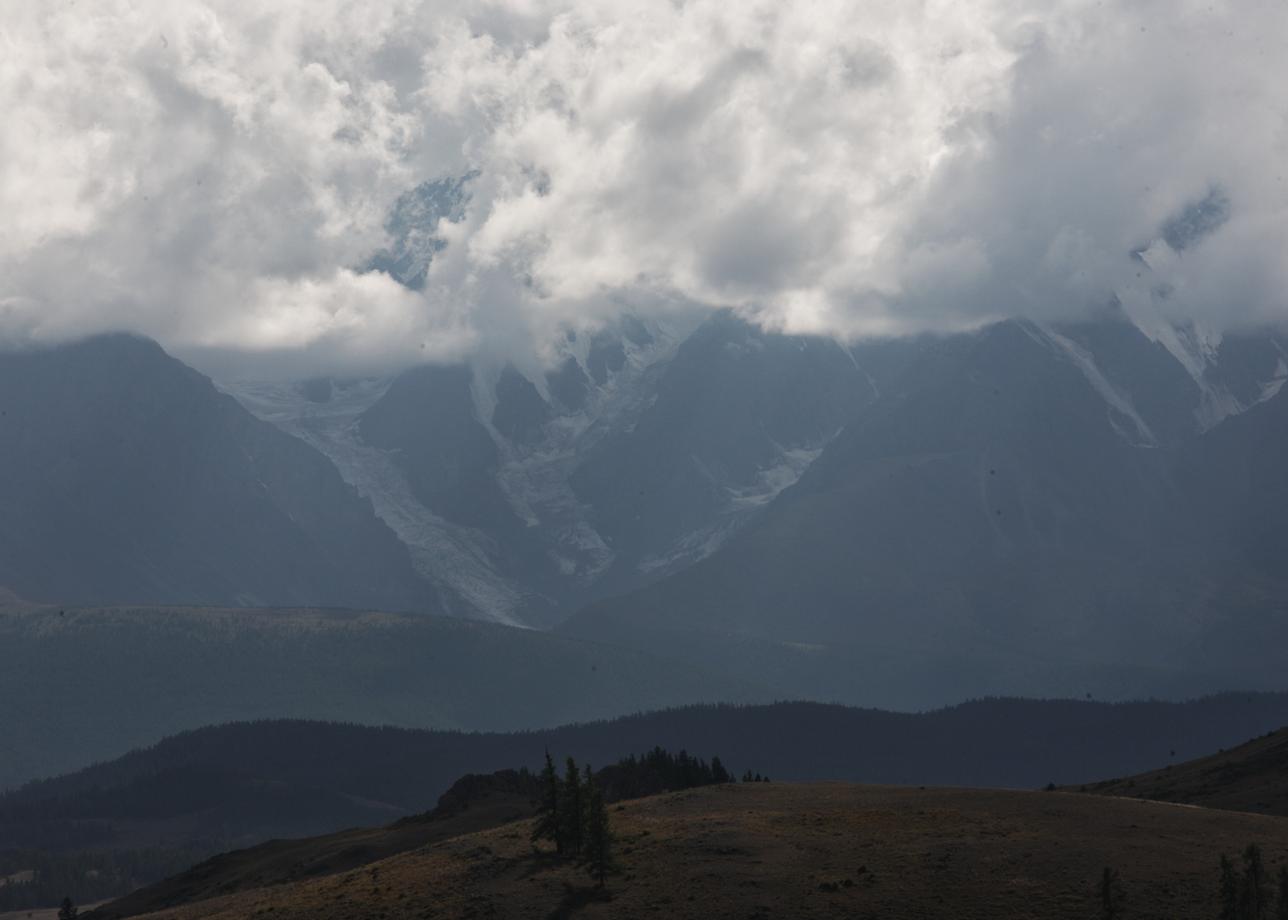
[530,746,753,887]
[594,746,741,801]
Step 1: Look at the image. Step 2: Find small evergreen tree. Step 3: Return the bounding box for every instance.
[711,755,730,784]
[581,763,595,845]
[560,756,585,857]
[1275,865,1288,920]
[1222,855,1240,920]
[531,750,562,852]
[1099,867,1125,920]
[58,898,77,920]
[583,780,615,887]
[1242,844,1270,920]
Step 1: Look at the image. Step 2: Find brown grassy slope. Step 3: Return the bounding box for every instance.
[126,783,1288,920]
[90,787,534,919]
[1079,726,1288,816]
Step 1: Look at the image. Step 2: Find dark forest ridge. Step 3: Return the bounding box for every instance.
[13,696,1288,806]
[6,598,1285,793]
[0,602,762,790]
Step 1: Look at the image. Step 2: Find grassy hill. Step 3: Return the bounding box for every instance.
[87,771,541,920]
[9,699,1288,912]
[93,783,1288,920]
[1081,726,1288,816]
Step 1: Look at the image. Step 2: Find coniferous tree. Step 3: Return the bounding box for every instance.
[1221,855,1240,920]
[581,763,596,848]
[1242,844,1270,920]
[531,750,562,852]
[583,780,615,887]
[711,756,730,784]
[1099,867,1125,920]
[1275,865,1288,920]
[560,756,585,858]
[58,898,77,920]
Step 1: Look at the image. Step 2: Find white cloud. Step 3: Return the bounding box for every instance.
[1,0,1285,373]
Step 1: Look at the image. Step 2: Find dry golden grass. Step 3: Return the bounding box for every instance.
[126,783,1288,920]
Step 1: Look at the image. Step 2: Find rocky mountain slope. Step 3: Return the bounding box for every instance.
[0,335,436,613]
[562,316,1288,704]
[224,311,874,625]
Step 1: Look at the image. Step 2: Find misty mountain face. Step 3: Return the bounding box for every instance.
[562,316,1288,701]
[356,362,567,624]
[568,311,875,585]
[226,311,875,625]
[0,335,437,611]
[216,300,1288,703]
[397,311,875,615]
[9,306,1286,705]
[568,321,1180,642]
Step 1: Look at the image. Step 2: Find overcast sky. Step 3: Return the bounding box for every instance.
[1,1,1285,374]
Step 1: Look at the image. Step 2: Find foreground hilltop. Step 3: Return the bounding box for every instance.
[100,783,1288,920]
[10,699,1288,911]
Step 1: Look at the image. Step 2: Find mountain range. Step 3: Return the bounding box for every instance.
[3,304,1288,712]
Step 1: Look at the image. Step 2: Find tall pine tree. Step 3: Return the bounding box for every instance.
[531,750,562,852]
[560,756,585,858]
[1221,854,1239,920]
[583,779,615,887]
[1243,844,1271,920]
[1099,867,1125,920]
[711,755,731,784]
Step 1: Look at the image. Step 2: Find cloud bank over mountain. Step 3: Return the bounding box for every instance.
[2,0,1285,372]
